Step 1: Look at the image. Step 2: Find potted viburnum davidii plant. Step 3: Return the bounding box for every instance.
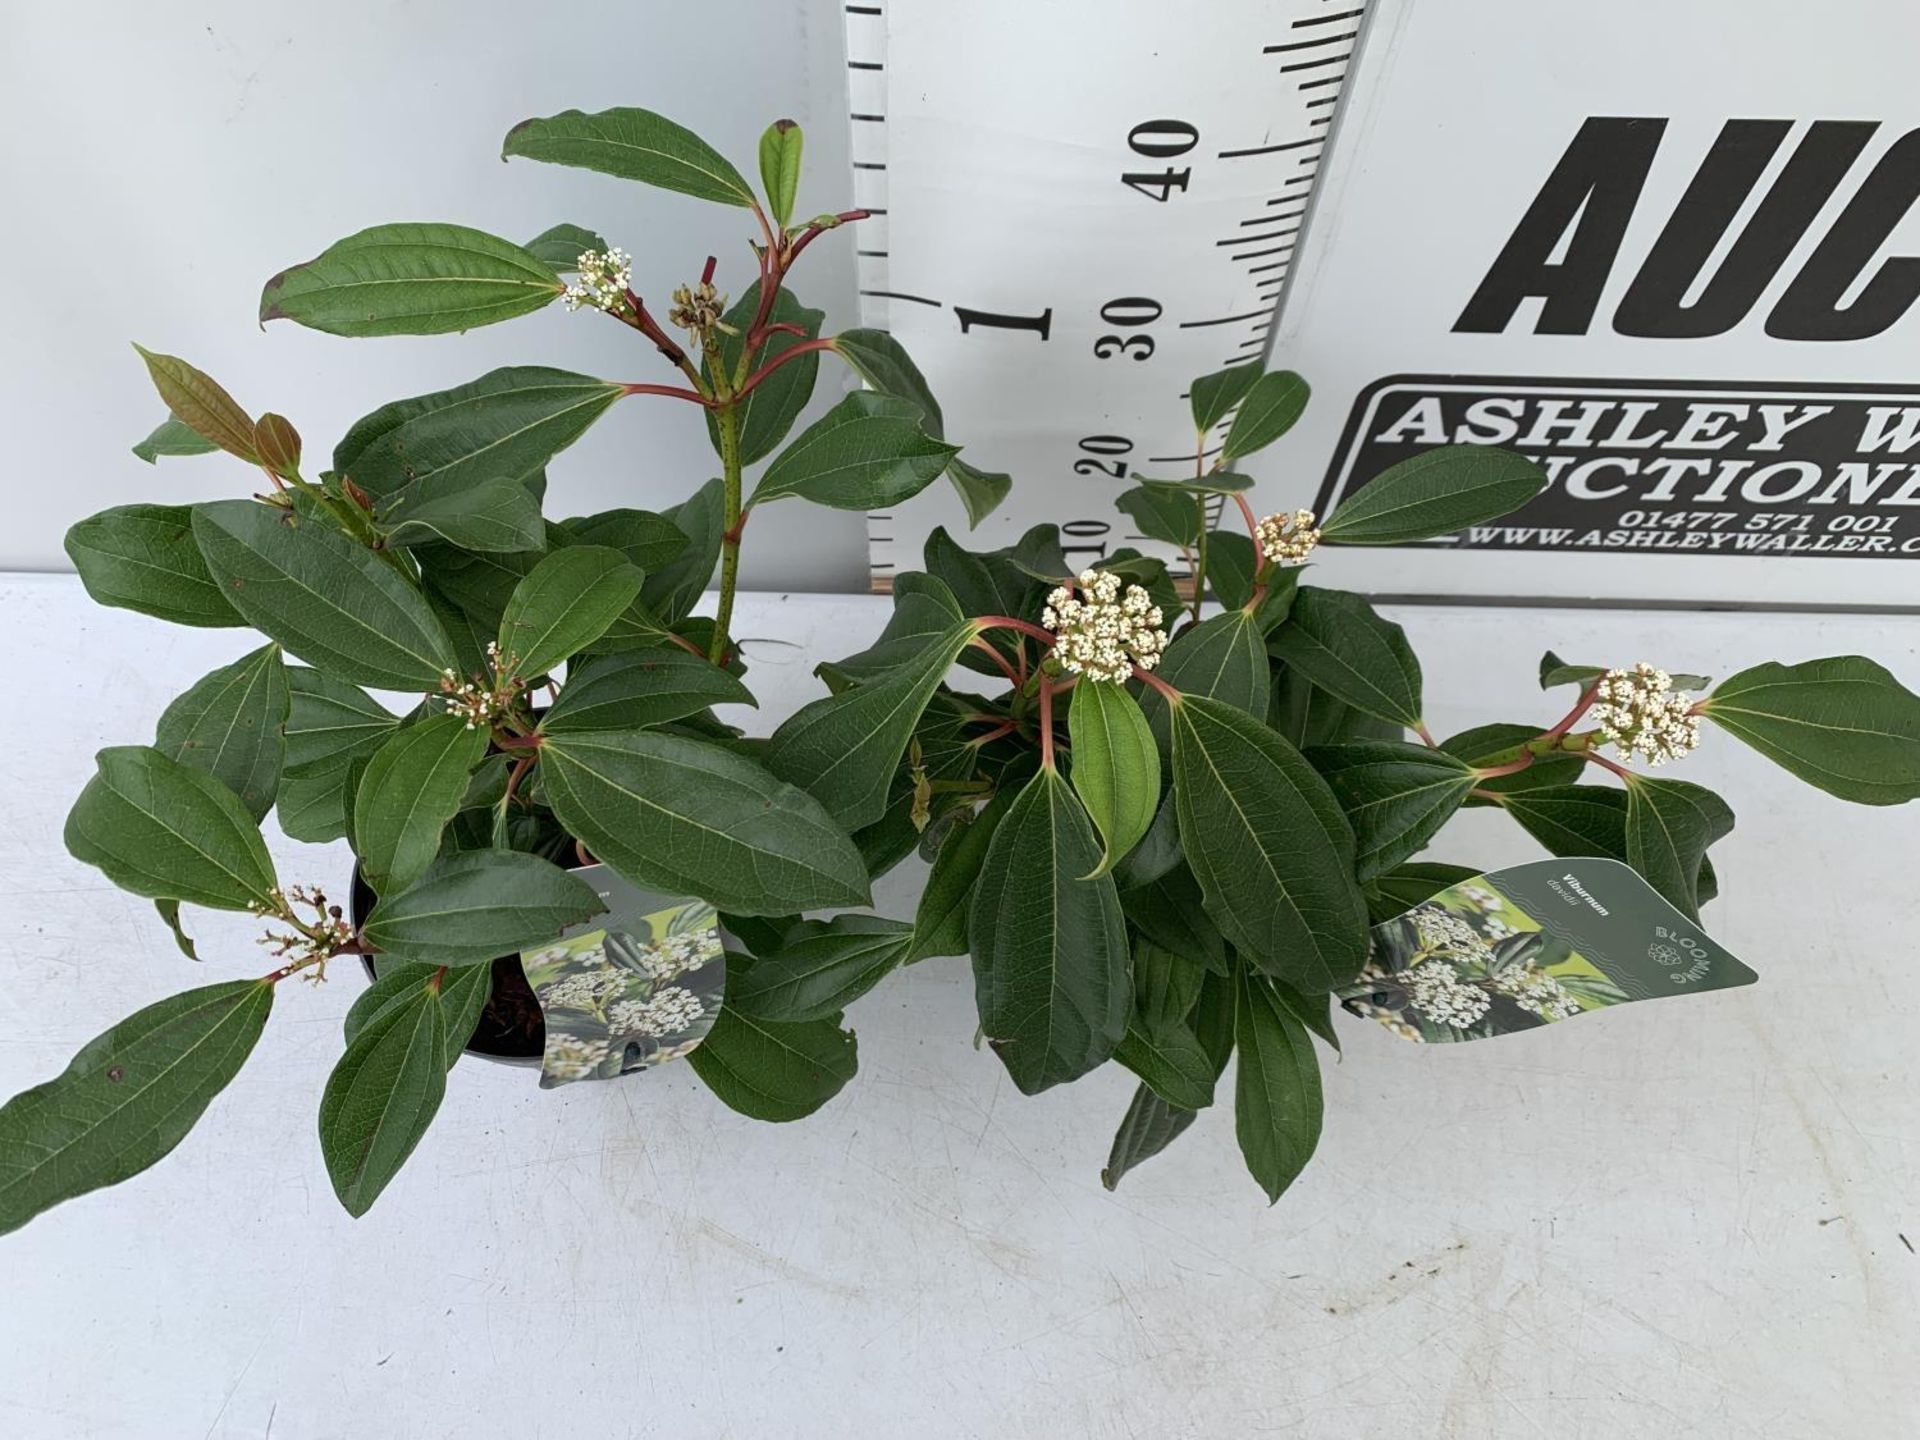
[8,108,1920,1231]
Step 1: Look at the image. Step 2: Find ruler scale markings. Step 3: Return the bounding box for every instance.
[1264,32,1355,53]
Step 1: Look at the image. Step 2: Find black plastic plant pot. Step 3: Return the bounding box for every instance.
[349,863,547,1066]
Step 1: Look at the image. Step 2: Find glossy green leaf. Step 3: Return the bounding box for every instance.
[830,572,966,681]
[318,983,445,1217]
[1207,530,1258,610]
[1100,1084,1199,1191]
[1440,722,1582,803]
[275,767,353,844]
[765,620,982,829]
[1170,696,1368,992]
[260,223,563,337]
[0,980,272,1235]
[560,508,689,574]
[752,392,958,510]
[66,746,276,910]
[909,785,1019,963]
[283,669,398,776]
[1143,608,1267,748]
[728,914,911,1022]
[1306,741,1476,879]
[1114,1020,1215,1110]
[497,545,643,677]
[758,119,803,225]
[968,770,1130,1094]
[705,283,826,463]
[1190,363,1263,434]
[542,728,871,915]
[833,329,945,435]
[335,367,624,501]
[688,981,858,1121]
[924,524,1056,675]
[346,963,491,1069]
[353,716,487,895]
[1117,484,1200,547]
[503,107,755,206]
[542,648,752,733]
[65,504,242,629]
[1234,967,1323,1204]
[1120,865,1229,975]
[1270,668,1402,750]
[1624,775,1734,920]
[1067,678,1161,877]
[641,478,724,625]
[1539,650,1709,693]
[1702,656,1920,805]
[131,345,257,462]
[1499,785,1630,862]
[522,223,609,271]
[1321,444,1547,545]
[155,643,289,819]
[359,850,606,967]
[378,476,544,553]
[1267,586,1423,729]
[944,458,1013,526]
[191,499,456,689]
[1222,370,1309,460]
[1362,861,1480,924]
[132,416,218,464]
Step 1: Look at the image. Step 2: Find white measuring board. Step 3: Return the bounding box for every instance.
[843,0,1369,586]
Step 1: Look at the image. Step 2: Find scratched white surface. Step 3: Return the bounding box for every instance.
[0,573,1915,1439]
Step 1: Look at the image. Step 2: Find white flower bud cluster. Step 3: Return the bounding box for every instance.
[635,930,721,981]
[1591,662,1701,765]
[610,986,706,1037]
[1255,509,1321,566]
[541,970,626,1010]
[439,642,521,729]
[1402,959,1492,1028]
[1412,908,1494,964]
[1042,570,1169,684]
[544,1033,612,1080]
[250,883,352,978]
[668,280,733,343]
[1494,968,1582,1021]
[562,248,633,313]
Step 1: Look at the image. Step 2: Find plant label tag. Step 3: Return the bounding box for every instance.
[520,864,726,1086]
[1338,858,1756,1044]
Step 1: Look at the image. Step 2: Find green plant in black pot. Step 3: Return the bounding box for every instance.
[7,107,1920,1232]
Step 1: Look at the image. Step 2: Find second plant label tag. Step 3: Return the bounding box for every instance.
[521,863,727,1086]
[1339,857,1757,1044]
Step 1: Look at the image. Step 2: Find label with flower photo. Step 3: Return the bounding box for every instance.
[520,864,726,1087]
[1340,858,1757,1044]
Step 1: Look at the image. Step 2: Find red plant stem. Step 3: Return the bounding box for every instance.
[786,209,872,266]
[667,631,708,659]
[1581,749,1636,781]
[975,615,1057,646]
[700,254,719,286]
[503,753,537,807]
[1544,682,1602,741]
[968,636,1023,687]
[620,381,714,406]
[1133,666,1181,703]
[1474,752,1536,780]
[1233,492,1261,544]
[734,337,841,399]
[1413,721,1438,747]
[968,719,1019,747]
[494,732,544,751]
[1038,677,1058,769]
[762,322,809,340]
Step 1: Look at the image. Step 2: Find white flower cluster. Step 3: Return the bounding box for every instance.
[609,986,705,1037]
[1254,509,1321,567]
[635,930,721,981]
[541,970,625,1011]
[1412,908,1494,963]
[1402,959,1492,1029]
[1591,662,1701,765]
[562,248,633,313]
[1042,570,1169,684]
[544,1033,611,1080]
[1493,967,1582,1021]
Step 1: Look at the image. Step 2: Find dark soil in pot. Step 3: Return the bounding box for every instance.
[349,865,545,1062]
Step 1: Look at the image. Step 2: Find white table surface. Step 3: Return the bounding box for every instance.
[0,573,1915,1440]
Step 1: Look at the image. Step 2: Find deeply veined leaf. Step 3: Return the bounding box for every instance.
[1624,775,1734,920]
[65,504,242,628]
[1142,608,1267,748]
[1222,370,1309,460]
[1206,530,1258,610]
[1701,656,1920,805]
[1305,741,1477,879]
[379,475,544,553]
[944,458,1013,526]
[758,119,804,226]
[687,984,858,1121]
[764,620,983,829]
[1101,1084,1200,1191]
[1191,363,1264,434]
[1362,861,1480,924]
[541,649,753,734]
[641,478,724,625]
[360,850,606,967]
[909,785,1019,963]
[132,416,218,464]
[830,571,967,681]
[704,283,826,463]
[260,223,563,336]
[1440,722,1582,804]
[0,980,272,1235]
[1114,1021,1215,1110]
[334,367,625,501]
[496,545,643,677]
[1116,483,1200,547]
[541,729,871,915]
[522,223,609,271]
[344,962,490,1069]
[727,914,912,1023]
[833,329,946,436]
[1067,678,1161,877]
[65,746,276,910]
[1498,784,1630,862]
[353,716,487,895]
[968,769,1130,1094]
[751,391,958,510]
[1539,650,1709,693]
[1320,444,1546,545]
[1170,696,1369,992]
[503,107,756,206]
[318,983,446,1217]
[1234,967,1324,1204]
[283,669,398,776]
[1267,587,1423,729]
[130,345,258,462]
[155,643,289,819]
[560,508,689,574]
[191,499,456,690]
[1120,864,1228,975]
